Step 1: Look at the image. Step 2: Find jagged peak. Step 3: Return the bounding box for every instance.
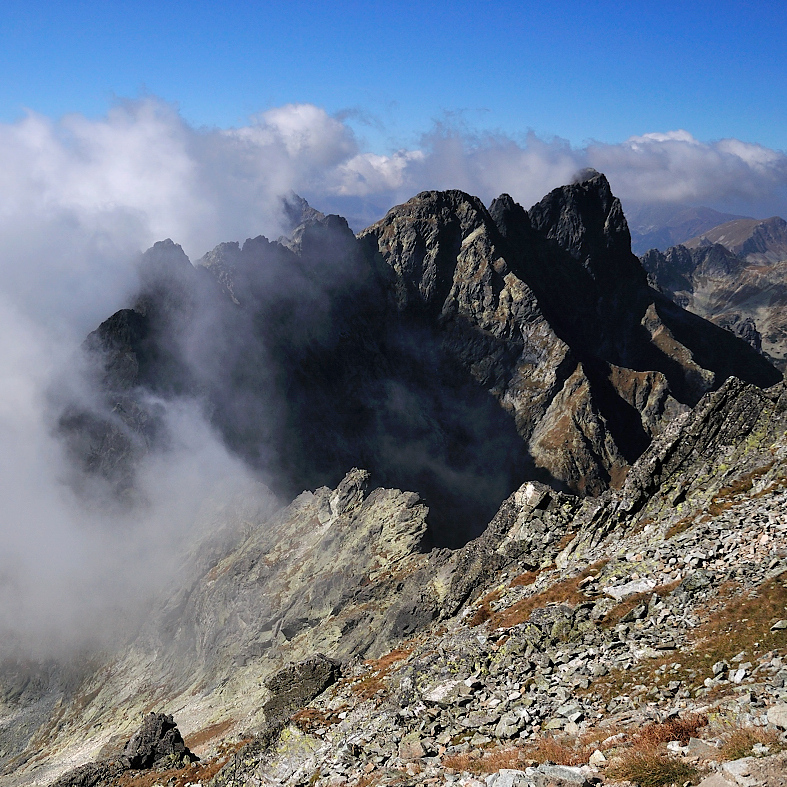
[572,166,604,184]
[280,191,325,233]
[137,238,195,294]
[528,170,643,286]
[488,193,532,242]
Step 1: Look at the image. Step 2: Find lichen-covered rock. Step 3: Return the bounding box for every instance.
[262,655,340,723]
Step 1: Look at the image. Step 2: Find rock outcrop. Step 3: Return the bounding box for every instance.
[48,713,195,787]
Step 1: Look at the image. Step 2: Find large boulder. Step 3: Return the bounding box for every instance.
[262,654,341,723]
[122,711,196,769]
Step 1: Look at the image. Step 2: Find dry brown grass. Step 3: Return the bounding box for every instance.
[682,571,787,673]
[555,531,577,551]
[509,570,540,588]
[665,515,696,539]
[707,463,774,517]
[467,603,492,627]
[355,771,408,787]
[599,579,682,630]
[480,561,608,630]
[636,713,708,747]
[588,573,787,704]
[520,735,594,766]
[442,745,530,774]
[347,647,413,699]
[719,727,782,760]
[607,744,699,787]
[291,707,341,734]
[467,586,505,627]
[184,718,234,751]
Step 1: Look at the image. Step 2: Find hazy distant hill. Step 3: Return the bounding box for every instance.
[684,215,787,264]
[625,201,751,254]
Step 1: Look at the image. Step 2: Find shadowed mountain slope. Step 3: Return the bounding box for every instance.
[359,173,779,497]
[58,173,781,548]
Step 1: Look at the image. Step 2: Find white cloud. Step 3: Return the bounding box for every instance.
[587,131,787,212]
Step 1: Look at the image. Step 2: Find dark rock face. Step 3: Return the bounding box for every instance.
[48,761,127,787]
[58,175,781,546]
[360,172,780,499]
[61,210,533,545]
[48,713,194,787]
[262,654,341,723]
[122,712,195,769]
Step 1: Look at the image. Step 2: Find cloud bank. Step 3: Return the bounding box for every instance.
[0,97,785,655]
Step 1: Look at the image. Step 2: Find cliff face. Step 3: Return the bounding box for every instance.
[359,172,780,497]
[57,174,780,555]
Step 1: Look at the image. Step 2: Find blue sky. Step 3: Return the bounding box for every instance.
[1,0,785,152]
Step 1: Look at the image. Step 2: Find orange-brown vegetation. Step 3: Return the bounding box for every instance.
[467,586,506,627]
[442,745,531,774]
[599,579,682,629]
[292,707,341,734]
[509,570,539,588]
[719,726,782,760]
[587,573,787,705]
[707,463,774,517]
[665,516,696,539]
[117,738,250,787]
[635,713,708,747]
[555,531,577,551]
[520,734,594,766]
[685,571,787,671]
[346,647,413,700]
[606,744,699,787]
[478,561,608,630]
[184,718,235,751]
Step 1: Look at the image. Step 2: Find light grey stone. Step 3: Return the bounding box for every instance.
[767,703,787,729]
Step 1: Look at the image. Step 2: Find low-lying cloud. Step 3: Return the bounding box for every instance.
[0,97,785,656]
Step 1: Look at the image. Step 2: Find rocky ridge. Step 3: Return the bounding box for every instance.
[3,375,787,786]
[191,376,787,787]
[358,174,778,498]
[59,173,779,547]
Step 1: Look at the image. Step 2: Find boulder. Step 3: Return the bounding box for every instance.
[122,712,196,769]
[767,703,787,729]
[262,653,341,723]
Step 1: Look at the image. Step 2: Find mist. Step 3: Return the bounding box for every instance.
[1,96,786,658]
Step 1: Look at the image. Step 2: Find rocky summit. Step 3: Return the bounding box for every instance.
[3,174,787,787]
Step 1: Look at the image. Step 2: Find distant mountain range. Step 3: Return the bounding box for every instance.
[642,215,787,368]
[625,202,752,255]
